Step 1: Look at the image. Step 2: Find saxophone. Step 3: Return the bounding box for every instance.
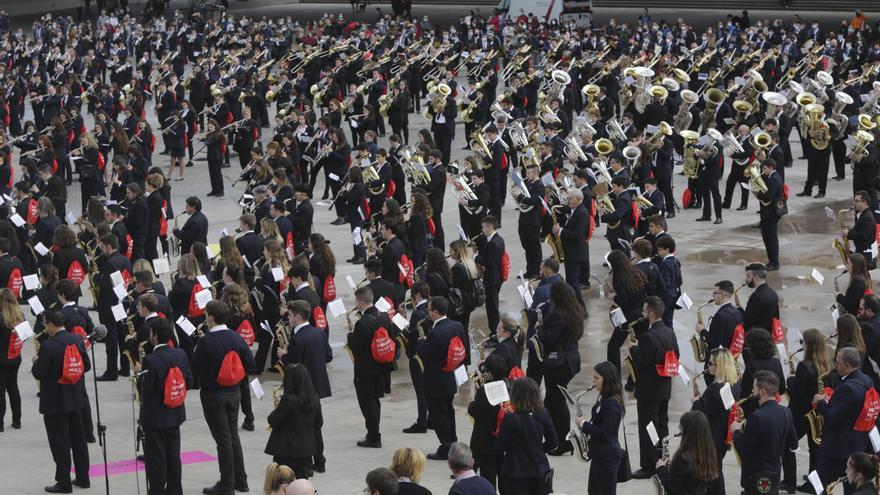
[622,317,645,383]
[806,370,833,445]
[547,205,566,263]
[529,302,546,363]
[733,282,747,308]
[469,335,494,388]
[562,385,596,463]
[272,319,290,374]
[691,299,713,363]
[825,477,847,495]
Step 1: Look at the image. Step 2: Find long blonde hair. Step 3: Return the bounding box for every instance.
[711,348,738,385]
[450,240,478,280]
[262,462,295,495]
[177,254,200,279]
[263,239,289,272]
[0,289,24,327]
[260,218,283,245]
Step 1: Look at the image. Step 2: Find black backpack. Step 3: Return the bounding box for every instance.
[468,277,486,307]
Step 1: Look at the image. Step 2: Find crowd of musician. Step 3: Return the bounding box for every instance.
[3,5,880,495]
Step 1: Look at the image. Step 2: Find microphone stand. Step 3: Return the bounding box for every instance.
[87,332,110,495]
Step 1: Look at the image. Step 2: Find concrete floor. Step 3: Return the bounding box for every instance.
[1,4,865,495]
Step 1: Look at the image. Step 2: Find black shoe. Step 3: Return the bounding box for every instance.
[203,482,234,495]
[321,193,330,200]
[215,193,224,198]
[241,421,254,432]
[766,264,780,271]
[357,439,382,448]
[312,462,326,473]
[632,468,656,479]
[159,150,170,155]
[86,435,96,443]
[547,445,574,456]
[814,192,825,198]
[234,482,249,492]
[833,176,845,181]
[330,218,345,225]
[696,217,710,221]
[72,479,90,489]
[796,481,814,493]
[795,191,811,197]
[666,212,675,218]
[624,378,635,392]
[403,423,427,433]
[351,257,365,265]
[117,370,130,377]
[0,423,4,432]
[96,373,118,382]
[11,422,20,429]
[714,218,723,225]
[206,192,216,197]
[44,483,72,493]
[222,163,232,169]
[137,454,145,461]
[426,452,447,461]
[737,206,748,211]
[779,482,795,494]
[186,161,194,168]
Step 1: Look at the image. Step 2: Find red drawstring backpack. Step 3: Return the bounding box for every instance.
[67,260,86,286]
[237,320,255,346]
[729,324,745,356]
[6,332,22,360]
[442,336,466,372]
[215,350,246,387]
[370,327,396,364]
[163,365,187,408]
[7,267,22,299]
[71,326,91,350]
[322,276,336,303]
[500,251,511,282]
[58,344,85,385]
[187,283,206,318]
[855,387,880,432]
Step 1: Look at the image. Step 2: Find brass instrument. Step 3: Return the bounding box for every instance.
[423,82,451,120]
[547,205,566,263]
[828,91,854,139]
[170,216,181,257]
[680,130,701,178]
[751,130,773,164]
[733,100,753,124]
[120,315,138,370]
[848,130,875,166]
[691,299,714,363]
[581,83,601,114]
[272,319,290,374]
[592,182,617,229]
[564,136,589,164]
[624,317,645,344]
[342,308,362,363]
[674,89,699,131]
[700,88,725,133]
[468,335,494,388]
[806,370,833,445]
[691,369,710,397]
[452,176,482,216]
[593,138,615,183]
[805,102,830,151]
[605,117,627,142]
[362,164,385,196]
[647,121,672,152]
[825,477,847,495]
[469,130,492,160]
[733,282,747,307]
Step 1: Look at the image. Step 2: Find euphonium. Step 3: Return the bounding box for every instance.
[362,164,385,195]
[680,130,701,179]
[581,83,601,113]
[828,91,854,137]
[806,370,833,445]
[700,88,725,132]
[537,104,560,124]
[805,103,831,151]
[674,89,699,131]
[647,121,672,151]
[469,130,492,159]
[564,136,588,163]
[752,131,772,163]
[605,117,627,142]
[849,130,875,165]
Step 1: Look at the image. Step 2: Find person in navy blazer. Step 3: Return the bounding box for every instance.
[813,347,876,487]
[139,318,193,495]
[31,309,91,493]
[474,216,505,335]
[576,362,625,495]
[419,296,465,460]
[402,282,431,434]
[280,300,331,399]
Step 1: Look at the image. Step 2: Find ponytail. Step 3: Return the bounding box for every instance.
[262,462,295,495]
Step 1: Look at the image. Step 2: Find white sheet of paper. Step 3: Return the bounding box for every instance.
[205,245,215,258]
[197,275,210,288]
[485,380,511,406]
[871,426,880,453]
[111,270,124,287]
[328,172,340,182]
[872,242,878,259]
[13,321,33,342]
[677,292,693,310]
[112,303,127,322]
[849,239,856,252]
[457,225,468,241]
[327,298,346,318]
[113,284,127,301]
[375,297,391,313]
[34,242,49,256]
[392,313,409,331]
[352,227,362,245]
[811,268,824,285]
[454,365,468,387]
[832,308,840,326]
[153,257,170,275]
[346,275,357,290]
[65,212,77,225]
[807,470,823,495]
[9,213,24,227]
[610,307,627,328]
[221,228,229,237]
[195,288,213,309]
[360,158,371,168]
[176,316,197,336]
[646,421,660,446]
[678,364,690,386]
[22,274,40,290]
[250,378,265,400]
[517,285,533,308]
[825,206,835,220]
[720,382,735,409]
[28,295,44,315]
[271,267,284,282]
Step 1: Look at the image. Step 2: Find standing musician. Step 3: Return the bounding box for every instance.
[402,281,431,435]
[696,137,723,225]
[232,107,256,170]
[95,233,133,381]
[172,196,209,256]
[378,220,408,304]
[738,263,780,335]
[691,348,740,493]
[423,149,447,249]
[191,301,255,495]
[813,347,876,488]
[696,280,745,358]
[145,175,164,261]
[512,163,545,280]
[347,287,393,449]
[627,296,679,479]
[455,162,490,239]
[601,177,634,257]
[430,80,456,167]
[203,119,227,197]
[755,158,783,271]
[484,125,509,225]
[290,184,314,256]
[605,250,647,384]
[138,318,193,495]
[723,125,754,212]
[326,128,351,226]
[474,215,505,335]
[553,188,590,310]
[31,309,91,494]
[574,361,625,495]
[235,214,265,286]
[124,183,149,262]
[842,191,878,270]
[731,371,797,495]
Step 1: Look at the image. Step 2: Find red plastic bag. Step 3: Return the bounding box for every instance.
[442,336,466,372]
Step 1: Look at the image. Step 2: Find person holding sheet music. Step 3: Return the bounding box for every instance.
[0,287,24,431]
[575,361,625,495]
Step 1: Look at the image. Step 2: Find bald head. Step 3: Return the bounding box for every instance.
[285,479,316,495]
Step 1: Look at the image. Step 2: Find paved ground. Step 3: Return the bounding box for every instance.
[0,4,867,495]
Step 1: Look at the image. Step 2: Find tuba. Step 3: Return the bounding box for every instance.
[674,89,699,131]
[581,83,601,113]
[700,87,726,132]
[849,130,876,165]
[733,100,753,124]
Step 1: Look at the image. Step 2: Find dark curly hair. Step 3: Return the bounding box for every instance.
[745,328,776,360]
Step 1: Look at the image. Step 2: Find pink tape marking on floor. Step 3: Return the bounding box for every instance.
[75,450,216,477]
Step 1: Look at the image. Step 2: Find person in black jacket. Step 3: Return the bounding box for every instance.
[697,281,745,360]
[138,318,193,495]
[756,159,783,270]
[32,309,91,493]
[843,191,878,269]
[632,239,665,298]
[491,315,524,372]
[95,234,133,380]
[731,370,798,494]
[606,250,647,383]
[739,263,780,335]
[740,329,787,414]
[0,288,24,431]
[467,354,510,489]
[124,182,149,262]
[542,282,585,456]
[173,196,209,256]
[576,361,625,495]
[836,254,873,316]
[342,166,367,264]
[657,411,720,495]
[696,142,723,224]
[513,164,545,279]
[191,301,256,495]
[845,452,880,495]
[554,187,590,310]
[403,282,431,434]
[203,119,227,197]
[423,150,447,248]
[628,296,680,478]
[495,377,557,495]
[601,177,634,257]
[144,174,164,261]
[347,287,393,449]
[474,216,505,334]
[235,214,265,287]
[390,447,432,495]
[265,363,322,480]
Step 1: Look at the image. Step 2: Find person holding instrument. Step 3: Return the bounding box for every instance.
[836,253,873,315]
[656,411,719,495]
[575,361,625,495]
[605,250,646,390]
[691,348,739,494]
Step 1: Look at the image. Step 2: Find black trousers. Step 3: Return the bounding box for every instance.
[700,179,722,220]
[832,138,847,179]
[273,455,312,480]
[208,158,224,195]
[544,373,572,449]
[501,475,545,495]
[99,310,120,374]
[131,234,146,263]
[44,411,90,488]
[519,222,542,276]
[526,339,544,386]
[760,214,780,267]
[782,416,818,486]
[237,149,252,169]
[655,167,675,214]
[588,452,624,495]
[563,260,586,310]
[434,131,452,167]
[475,453,503,489]
[426,395,456,456]
[237,380,254,423]
[607,327,628,373]
[485,284,500,336]
[0,362,21,426]
[354,374,382,442]
[145,234,159,262]
[723,164,749,209]
[253,309,277,374]
[408,357,427,426]
[486,178,502,222]
[200,389,247,488]
[144,426,182,495]
[817,455,847,490]
[636,398,669,470]
[431,211,445,250]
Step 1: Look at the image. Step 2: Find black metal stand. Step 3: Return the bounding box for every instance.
[88,341,110,495]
